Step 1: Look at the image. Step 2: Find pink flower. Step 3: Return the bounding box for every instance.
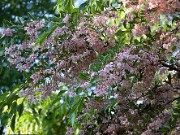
[30,72,43,84]
[36,88,43,92]
[24,26,36,35]
[163,43,172,52]
[93,16,108,26]
[147,1,159,10]
[132,24,145,37]
[18,90,26,97]
[108,74,117,85]
[63,14,71,24]
[80,82,89,89]
[149,118,162,130]
[141,130,153,135]
[36,21,44,29]
[2,28,12,36]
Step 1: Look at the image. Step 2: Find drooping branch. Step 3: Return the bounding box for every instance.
[159,60,180,72]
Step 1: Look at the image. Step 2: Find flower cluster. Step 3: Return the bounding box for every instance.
[5,11,118,102]
[2,28,12,36]
[3,0,180,134]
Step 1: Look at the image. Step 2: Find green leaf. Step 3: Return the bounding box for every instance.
[79,0,90,11]
[161,125,171,132]
[58,90,67,96]
[75,128,80,135]
[118,9,125,19]
[17,102,24,117]
[79,72,89,80]
[11,101,17,112]
[56,0,74,13]
[35,24,58,46]
[0,92,9,101]
[68,97,84,115]
[2,19,14,27]
[10,114,16,131]
[27,12,36,20]
[64,0,74,13]
[70,112,76,127]
[56,0,63,12]
[6,94,19,108]
[167,74,172,85]
[61,103,67,115]
[110,98,117,107]
[1,114,9,126]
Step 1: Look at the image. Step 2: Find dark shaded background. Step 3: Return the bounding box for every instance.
[0,0,57,26]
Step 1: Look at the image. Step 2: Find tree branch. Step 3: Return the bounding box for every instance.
[158,60,180,72]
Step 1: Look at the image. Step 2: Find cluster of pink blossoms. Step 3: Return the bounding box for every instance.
[73,1,179,134]
[3,0,180,134]
[2,28,12,36]
[94,49,140,96]
[4,11,118,102]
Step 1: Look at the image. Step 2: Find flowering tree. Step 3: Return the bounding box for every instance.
[1,0,180,134]
[0,0,57,93]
